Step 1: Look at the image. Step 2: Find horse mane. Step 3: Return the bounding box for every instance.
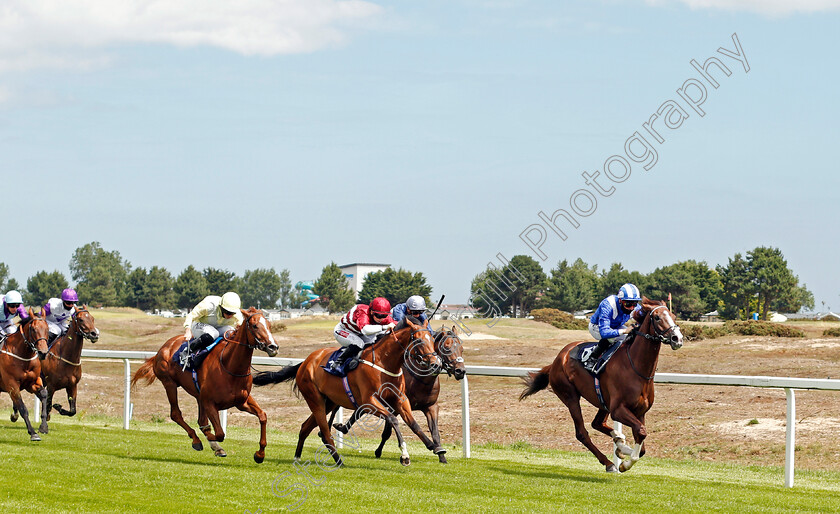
[395,314,424,332]
[640,296,665,312]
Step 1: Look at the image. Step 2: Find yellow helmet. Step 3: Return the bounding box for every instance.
[220,292,241,313]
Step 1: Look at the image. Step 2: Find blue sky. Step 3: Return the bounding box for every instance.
[2,0,839,310]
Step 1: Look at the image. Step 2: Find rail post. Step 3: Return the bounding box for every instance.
[462,374,471,458]
[785,388,796,488]
[123,359,131,429]
[34,397,41,423]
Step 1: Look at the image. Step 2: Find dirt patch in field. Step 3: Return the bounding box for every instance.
[6,313,840,471]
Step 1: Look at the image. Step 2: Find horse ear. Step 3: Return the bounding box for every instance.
[450,324,458,335]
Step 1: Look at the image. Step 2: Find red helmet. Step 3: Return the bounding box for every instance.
[369,297,391,317]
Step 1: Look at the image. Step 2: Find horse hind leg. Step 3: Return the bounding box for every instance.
[560,394,617,473]
[54,383,78,416]
[295,414,319,461]
[425,405,447,464]
[36,386,49,434]
[8,389,40,441]
[197,405,223,456]
[162,380,203,450]
[236,395,268,463]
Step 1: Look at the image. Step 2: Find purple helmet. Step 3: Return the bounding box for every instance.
[61,288,79,303]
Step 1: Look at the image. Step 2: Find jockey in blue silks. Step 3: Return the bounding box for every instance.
[582,283,643,372]
[391,295,430,325]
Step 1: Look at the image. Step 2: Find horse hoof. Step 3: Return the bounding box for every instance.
[374,449,382,459]
[438,455,448,464]
[30,434,42,442]
[254,453,264,464]
[215,449,227,457]
[433,446,447,455]
[400,456,410,466]
[10,414,17,423]
[606,464,618,473]
[333,423,348,435]
[39,426,49,434]
[192,441,204,451]
[619,461,631,473]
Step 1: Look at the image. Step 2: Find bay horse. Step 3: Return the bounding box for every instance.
[131,308,279,462]
[253,316,443,467]
[331,325,467,463]
[1,309,50,440]
[519,297,683,473]
[39,304,99,426]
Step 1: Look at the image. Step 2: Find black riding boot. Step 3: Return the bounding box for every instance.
[332,345,362,371]
[189,333,215,352]
[583,338,612,372]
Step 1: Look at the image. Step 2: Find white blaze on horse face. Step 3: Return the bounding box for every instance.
[258,317,277,346]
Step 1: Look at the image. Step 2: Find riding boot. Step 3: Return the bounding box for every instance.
[583,338,612,372]
[189,333,215,352]
[332,345,362,372]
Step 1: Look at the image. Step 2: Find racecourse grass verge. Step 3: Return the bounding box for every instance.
[2,416,839,513]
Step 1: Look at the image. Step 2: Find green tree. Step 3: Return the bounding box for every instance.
[747,247,806,320]
[0,262,9,291]
[647,260,722,320]
[313,262,355,313]
[544,258,600,312]
[127,266,175,311]
[240,268,283,309]
[470,255,547,318]
[173,265,209,309]
[25,270,69,306]
[278,269,295,309]
[358,268,433,307]
[203,267,239,295]
[69,242,131,306]
[717,253,751,320]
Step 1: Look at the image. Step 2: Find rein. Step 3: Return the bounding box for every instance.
[47,311,92,367]
[625,305,676,381]
[218,312,267,378]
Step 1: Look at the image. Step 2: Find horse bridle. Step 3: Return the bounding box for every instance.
[626,305,681,381]
[72,307,99,341]
[404,327,441,373]
[219,312,275,377]
[434,329,464,377]
[24,318,48,353]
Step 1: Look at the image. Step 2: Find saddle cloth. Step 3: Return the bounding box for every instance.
[571,340,623,375]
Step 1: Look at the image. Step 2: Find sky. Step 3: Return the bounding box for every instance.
[2,0,839,310]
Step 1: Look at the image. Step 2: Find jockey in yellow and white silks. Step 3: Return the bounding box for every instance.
[183,292,244,355]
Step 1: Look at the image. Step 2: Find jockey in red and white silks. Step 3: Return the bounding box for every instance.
[334,298,396,349]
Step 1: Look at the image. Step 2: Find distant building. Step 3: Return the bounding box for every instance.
[338,262,390,300]
[433,304,481,320]
[701,310,721,322]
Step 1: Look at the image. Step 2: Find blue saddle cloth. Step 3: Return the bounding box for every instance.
[321,348,356,378]
[173,337,222,372]
[572,340,623,375]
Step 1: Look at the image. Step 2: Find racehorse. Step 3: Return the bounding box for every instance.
[39,304,99,426]
[1,309,50,440]
[253,315,444,467]
[131,308,279,462]
[331,325,467,463]
[519,297,683,473]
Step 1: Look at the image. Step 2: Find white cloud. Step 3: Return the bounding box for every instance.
[0,0,383,71]
[647,0,840,16]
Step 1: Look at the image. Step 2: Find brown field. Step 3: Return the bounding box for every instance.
[7,308,840,471]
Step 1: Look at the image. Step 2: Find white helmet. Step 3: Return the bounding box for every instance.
[5,290,23,305]
[220,292,241,313]
[406,295,426,312]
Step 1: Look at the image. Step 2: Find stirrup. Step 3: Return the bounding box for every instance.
[582,358,597,372]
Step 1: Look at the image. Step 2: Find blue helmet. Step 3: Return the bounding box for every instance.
[617,284,641,302]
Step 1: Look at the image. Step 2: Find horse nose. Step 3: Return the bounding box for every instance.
[454,368,466,380]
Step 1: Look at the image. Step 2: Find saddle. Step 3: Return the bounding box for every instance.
[173,337,222,372]
[572,340,623,375]
[321,348,358,378]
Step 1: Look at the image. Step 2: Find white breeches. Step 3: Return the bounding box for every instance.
[333,323,374,348]
[190,322,234,341]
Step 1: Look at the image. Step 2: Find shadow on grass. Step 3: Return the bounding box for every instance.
[488,464,613,483]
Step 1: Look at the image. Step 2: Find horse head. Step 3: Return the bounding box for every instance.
[434,325,466,380]
[639,297,683,350]
[73,305,99,343]
[398,315,442,377]
[23,308,50,358]
[240,308,279,357]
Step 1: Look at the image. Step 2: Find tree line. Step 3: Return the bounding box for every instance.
[0,243,435,314]
[470,247,815,321]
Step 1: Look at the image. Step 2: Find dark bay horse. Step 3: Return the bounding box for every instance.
[1,309,50,440]
[131,308,279,462]
[39,305,99,426]
[253,316,443,467]
[332,325,467,463]
[519,298,683,473]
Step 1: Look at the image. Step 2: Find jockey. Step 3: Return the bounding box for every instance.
[182,292,244,364]
[391,295,430,324]
[43,288,79,343]
[0,290,29,337]
[330,297,396,371]
[582,283,644,372]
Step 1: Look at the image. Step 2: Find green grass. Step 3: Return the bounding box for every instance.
[3,416,839,513]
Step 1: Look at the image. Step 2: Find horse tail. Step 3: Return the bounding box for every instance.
[519,365,552,401]
[131,358,157,389]
[253,363,302,386]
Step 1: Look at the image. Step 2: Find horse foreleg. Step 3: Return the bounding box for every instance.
[236,395,268,463]
[395,397,438,456]
[561,395,616,472]
[36,385,49,434]
[10,404,18,422]
[44,386,55,422]
[374,420,393,459]
[591,409,631,458]
[611,406,647,472]
[162,380,203,450]
[425,404,447,464]
[7,388,40,441]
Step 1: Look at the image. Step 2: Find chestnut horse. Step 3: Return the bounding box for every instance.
[253,316,443,466]
[1,309,50,440]
[519,298,683,473]
[331,325,467,463]
[131,308,279,462]
[39,305,99,426]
